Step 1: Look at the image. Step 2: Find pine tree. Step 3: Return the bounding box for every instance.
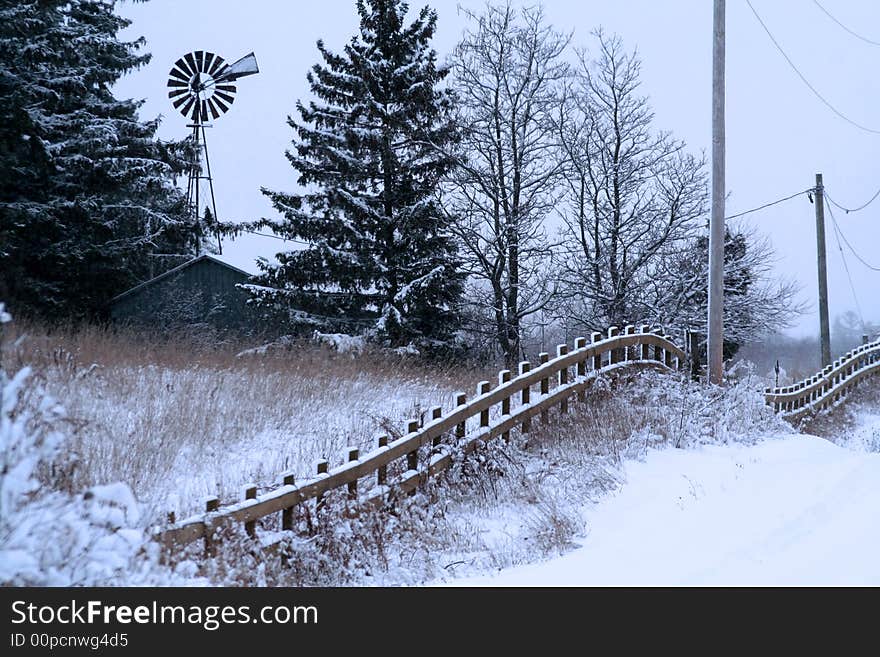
[0,0,195,320]
[249,0,463,352]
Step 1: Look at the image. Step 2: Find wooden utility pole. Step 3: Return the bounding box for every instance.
[708,0,726,384]
[815,173,831,367]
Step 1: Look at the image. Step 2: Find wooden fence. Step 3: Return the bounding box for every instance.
[155,324,685,551]
[764,337,880,421]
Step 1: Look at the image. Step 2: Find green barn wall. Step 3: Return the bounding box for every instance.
[110,257,255,332]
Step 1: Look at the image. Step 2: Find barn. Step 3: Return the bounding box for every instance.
[109,254,256,333]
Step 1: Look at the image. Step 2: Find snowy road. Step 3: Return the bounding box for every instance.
[451,434,880,586]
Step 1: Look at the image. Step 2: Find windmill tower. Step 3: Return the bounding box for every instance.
[167,51,259,256]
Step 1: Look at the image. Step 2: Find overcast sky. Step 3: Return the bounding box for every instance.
[114,0,880,338]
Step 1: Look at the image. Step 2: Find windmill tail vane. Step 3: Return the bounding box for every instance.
[167,50,259,255]
[215,52,259,83]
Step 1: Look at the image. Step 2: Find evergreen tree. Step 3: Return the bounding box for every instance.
[249,0,463,352]
[0,0,195,320]
[657,226,801,359]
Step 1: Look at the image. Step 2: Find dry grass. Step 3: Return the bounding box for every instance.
[1,320,492,524]
[3,321,796,586]
[798,377,880,440]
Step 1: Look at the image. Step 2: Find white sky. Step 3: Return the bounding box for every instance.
[114,0,880,338]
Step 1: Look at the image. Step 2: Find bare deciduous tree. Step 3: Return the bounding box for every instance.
[444,3,569,367]
[553,30,707,331]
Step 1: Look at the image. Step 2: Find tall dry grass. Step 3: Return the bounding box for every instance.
[176,368,791,585]
[1,321,491,524]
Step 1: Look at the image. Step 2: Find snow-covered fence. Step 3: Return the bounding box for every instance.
[764,338,880,420]
[155,325,685,551]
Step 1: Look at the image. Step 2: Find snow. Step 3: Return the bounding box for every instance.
[312,330,366,354]
[844,410,880,453]
[446,434,880,586]
[0,365,154,586]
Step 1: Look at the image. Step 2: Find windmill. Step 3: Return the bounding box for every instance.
[167,51,259,255]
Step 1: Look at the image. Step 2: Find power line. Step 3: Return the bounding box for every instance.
[227,226,387,254]
[226,227,319,247]
[825,197,880,272]
[242,228,299,242]
[745,0,880,135]
[828,203,866,328]
[724,188,812,220]
[824,186,880,214]
[812,0,880,47]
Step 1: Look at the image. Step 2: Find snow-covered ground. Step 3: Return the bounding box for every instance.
[448,433,880,586]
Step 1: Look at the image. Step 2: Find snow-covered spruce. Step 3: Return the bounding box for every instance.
[0,0,198,320]
[241,0,464,355]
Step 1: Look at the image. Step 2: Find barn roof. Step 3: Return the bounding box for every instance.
[110,254,253,305]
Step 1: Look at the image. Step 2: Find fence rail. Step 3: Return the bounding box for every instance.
[764,338,880,420]
[156,324,685,550]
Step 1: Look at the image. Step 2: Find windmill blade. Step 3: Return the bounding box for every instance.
[168,88,189,100]
[174,57,193,76]
[200,100,209,122]
[214,52,259,82]
[203,52,217,76]
[167,78,189,88]
[215,84,237,95]
[179,95,196,117]
[173,92,193,110]
[207,98,221,120]
[168,66,190,83]
[195,50,205,73]
[184,52,198,77]
[190,100,202,122]
[211,95,230,114]
[214,90,235,106]
[207,53,225,76]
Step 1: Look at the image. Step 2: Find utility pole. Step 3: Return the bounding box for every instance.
[708,0,726,385]
[815,173,831,367]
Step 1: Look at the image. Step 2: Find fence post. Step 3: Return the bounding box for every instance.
[519,361,531,433]
[478,380,491,429]
[591,332,603,370]
[347,448,359,500]
[624,325,636,360]
[652,328,664,362]
[316,460,329,514]
[243,484,257,539]
[204,496,219,558]
[281,473,295,531]
[608,326,622,364]
[455,393,467,439]
[689,331,701,380]
[406,419,420,471]
[430,405,443,447]
[831,358,843,401]
[500,370,511,441]
[557,345,569,413]
[377,435,388,487]
[639,325,651,361]
[575,337,587,402]
[539,352,550,423]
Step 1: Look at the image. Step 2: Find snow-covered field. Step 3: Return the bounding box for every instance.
[4,320,879,587]
[3,326,477,524]
[447,430,880,586]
